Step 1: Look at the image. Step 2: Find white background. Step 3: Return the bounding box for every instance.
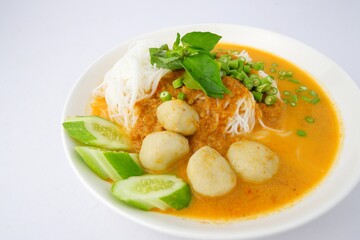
[1,0,359,239]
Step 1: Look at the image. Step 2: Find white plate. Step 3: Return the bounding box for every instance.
[61,24,360,239]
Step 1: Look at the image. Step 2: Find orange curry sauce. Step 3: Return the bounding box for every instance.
[91,44,341,220]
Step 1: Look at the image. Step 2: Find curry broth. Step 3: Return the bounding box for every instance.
[91,44,341,220]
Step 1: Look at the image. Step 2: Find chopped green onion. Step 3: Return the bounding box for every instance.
[263,84,271,92]
[229,70,238,75]
[237,60,244,71]
[229,70,241,80]
[221,61,230,73]
[250,74,258,79]
[283,91,291,96]
[266,87,278,95]
[233,72,242,80]
[238,56,246,62]
[264,95,276,106]
[244,82,253,90]
[228,60,239,69]
[260,76,273,85]
[271,63,278,67]
[311,97,320,104]
[177,92,186,100]
[252,61,264,71]
[296,85,307,92]
[219,55,231,62]
[243,76,253,90]
[309,90,318,96]
[296,130,307,137]
[278,71,286,76]
[283,99,289,104]
[239,71,247,81]
[291,94,298,103]
[288,78,300,83]
[279,76,285,80]
[279,70,293,78]
[251,91,263,102]
[305,116,315,123]
[270,68,276,73]
[220,70,227,77]
[301,95,312,102]
[243,65,251,74]
[256,84,270,93]
[290,102,296,107]
[159,91,172,102]
[252,78,261,87]
[172,78,183,88]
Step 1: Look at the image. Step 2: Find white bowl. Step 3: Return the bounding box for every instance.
[62,24,360,239]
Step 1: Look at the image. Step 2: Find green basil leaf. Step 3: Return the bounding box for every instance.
[182,54,230,98]
[149,47,183,70]
[181,32,221,51]
[185,46,213,58]
[172,33,181,49]
[182,71,203,90]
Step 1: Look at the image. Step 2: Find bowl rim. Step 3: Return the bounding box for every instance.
[61,23,360,239]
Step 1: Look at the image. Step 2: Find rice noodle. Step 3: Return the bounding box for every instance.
[193,93,206,102]
[234,50,252,63]
[214,113,219,127]
[93,40,170,132]
[251,130,270,140]
[225,92,256,136]
[223,99,230,109]
[257,117,291,136]
[224,51,283,136]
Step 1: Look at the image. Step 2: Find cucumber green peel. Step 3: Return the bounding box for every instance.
[63,116,131,150]
[75,146,143,182]
[112,175,191,211]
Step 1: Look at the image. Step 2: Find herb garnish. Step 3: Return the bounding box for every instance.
[149,32,230,98]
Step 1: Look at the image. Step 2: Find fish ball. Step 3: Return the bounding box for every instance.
[187,146,237,197]
[139,131,189,172]
[227,140,279,183]
[157,99,199,136]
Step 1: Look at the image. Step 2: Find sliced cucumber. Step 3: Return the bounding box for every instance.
[63,116,131,150]
[112,175,191,211]
[75,146,144,182]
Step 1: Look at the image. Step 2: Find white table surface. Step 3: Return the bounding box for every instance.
[1,0,359,239]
